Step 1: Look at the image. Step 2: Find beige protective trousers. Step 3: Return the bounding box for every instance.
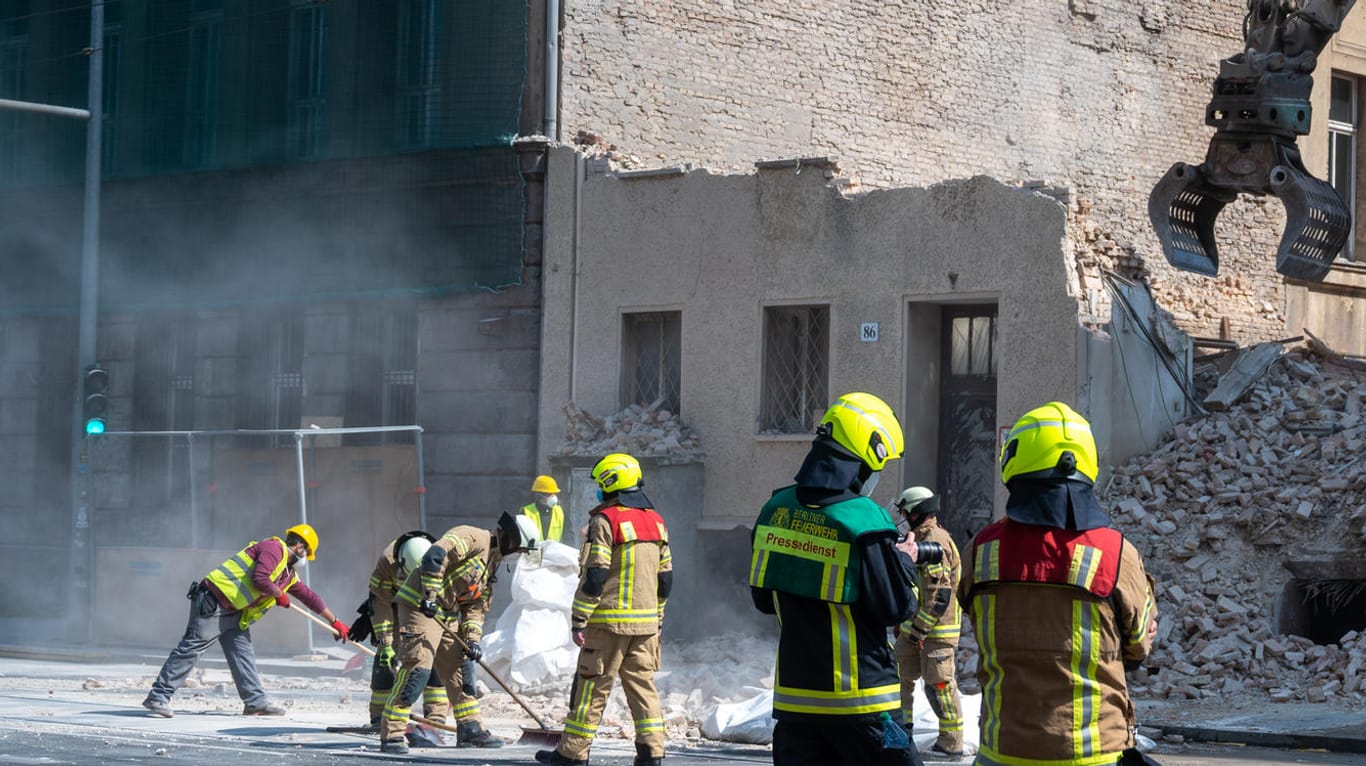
[556,628,664,761]
[894,635,964,753]
[379,603,481,744]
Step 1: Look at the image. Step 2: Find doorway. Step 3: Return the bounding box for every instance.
[935,305,998,544]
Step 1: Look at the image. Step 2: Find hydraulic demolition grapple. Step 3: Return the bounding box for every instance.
[1149,0,1357,282]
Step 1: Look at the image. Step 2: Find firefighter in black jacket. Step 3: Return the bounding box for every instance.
[750,392,927,766]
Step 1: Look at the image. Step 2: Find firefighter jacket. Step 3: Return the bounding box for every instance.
[571,500,671,635]
[204,537,324,631]
[521,502,566,543]
[898,519,962,644]
[366,541,403,647]
[749,487,921,721]
[958,518,1158,766]
[395,525,500,642]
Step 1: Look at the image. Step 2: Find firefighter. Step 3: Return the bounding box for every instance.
[346,531,449,730]
[522,474,567,543]
[958,402,1159,766]
[535,452,672,766]
[142,523,349,718]
[378,513,541,754]
[749,392,927,766]
[891,486,964,758]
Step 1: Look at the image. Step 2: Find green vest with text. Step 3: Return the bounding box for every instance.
[749,487,897,604]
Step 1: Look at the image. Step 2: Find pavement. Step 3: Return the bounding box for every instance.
[2,642,1365,760]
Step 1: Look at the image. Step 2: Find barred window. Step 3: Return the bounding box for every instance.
[237,309,304,447]
[621,311,681,415]
[346,304,418,446]
[761,305,829,433]
[133,315,196,509]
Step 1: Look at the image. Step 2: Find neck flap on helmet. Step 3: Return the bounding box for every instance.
[1004,477,1111,531]
[793,437,873,507]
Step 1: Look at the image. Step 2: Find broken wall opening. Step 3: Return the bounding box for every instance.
[1278,579,1366,645]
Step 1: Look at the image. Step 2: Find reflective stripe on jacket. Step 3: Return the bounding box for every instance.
[572,504,670,634]
[897,521,962,641]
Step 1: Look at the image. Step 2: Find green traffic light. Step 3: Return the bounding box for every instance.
[85,418,106,435]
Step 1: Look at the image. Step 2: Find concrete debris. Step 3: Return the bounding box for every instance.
[558,401,705,459]
[1100,344,1366,706]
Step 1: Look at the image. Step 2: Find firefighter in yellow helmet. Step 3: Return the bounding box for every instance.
[958,402,1159,766]
[890,486,964,758]
[750,392,929,766]
[536,452,672,766]
[345,531,450,732]
[142,523,349,718]
[522,474,566,543]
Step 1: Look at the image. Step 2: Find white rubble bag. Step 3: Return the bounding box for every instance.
[482,540,581,687]
[700,679,980,755]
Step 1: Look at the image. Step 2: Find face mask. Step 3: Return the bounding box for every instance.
[596,488,604,502]
[859,471,881,497]
[292,555,307,569]
[542,495,558,508]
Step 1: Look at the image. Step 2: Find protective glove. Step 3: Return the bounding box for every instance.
[348,613,373,643]
[419,593,438,618]
[376,645,397,671]
[330,619,350,642]
[274,593,291,609]
[463,640,482,662]
[460,658,478,697]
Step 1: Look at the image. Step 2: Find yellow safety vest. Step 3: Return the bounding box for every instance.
[521,503,565,543]
[205,537,298,630]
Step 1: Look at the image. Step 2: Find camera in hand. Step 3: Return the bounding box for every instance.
[898,535,945,565]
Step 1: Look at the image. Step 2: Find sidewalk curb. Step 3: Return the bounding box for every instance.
[1147,722,1366,754]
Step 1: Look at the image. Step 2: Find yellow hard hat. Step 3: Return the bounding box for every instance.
[818,392,904,472]
[999,401,1098,486]
[592,453,642,494]
[285,523,319,560]
[531,475,560,494]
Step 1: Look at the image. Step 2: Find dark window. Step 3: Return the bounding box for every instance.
[761,305,829,433]
[102,20,122,175]
[287,0,328,159]
[345,304,417,446]
[133,316,196,509]
[238,309,304,447]
[621,312,681,415]
[0,10,27,178]
[395,0,441,149]
[183,2,222,167]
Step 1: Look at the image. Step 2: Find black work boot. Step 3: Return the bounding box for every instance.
[633,741,664,765]
[454,720,504,748]
[535,749,588,766]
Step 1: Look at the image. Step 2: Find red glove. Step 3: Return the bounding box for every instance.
[331,619,349,642]
[275,594,291,609]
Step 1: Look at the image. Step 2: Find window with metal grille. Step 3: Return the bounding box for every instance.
[396,0,441,149]
[132,316,196,509]
[621,312,681,415]
[237,309,304,448]
[1330,73,1358,262]
[286,0,327,160]
[761,305,829,433]
[346,304,418,446]
[949,313,997,377]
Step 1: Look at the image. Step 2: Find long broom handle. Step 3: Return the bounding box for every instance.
[287,605,377,657]
[436,618,554,731]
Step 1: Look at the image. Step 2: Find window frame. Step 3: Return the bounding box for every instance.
[1329,72,1358,263]
[759,303,830,435]
[620,310,682,416]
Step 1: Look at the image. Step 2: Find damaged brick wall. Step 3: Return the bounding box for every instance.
[560,0,1306,343]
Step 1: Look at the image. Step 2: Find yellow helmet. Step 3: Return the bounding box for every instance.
[531,475,560,494]
[818,392,904,472]
[592,453,642,494]
[999,401,1098,486]
[285,523,319,560]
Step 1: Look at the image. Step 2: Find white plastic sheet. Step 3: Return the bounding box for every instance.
[482,540,580,687]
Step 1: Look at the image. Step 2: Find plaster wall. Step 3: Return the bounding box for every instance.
[539,146,1083,525]
[556,0,1366,352]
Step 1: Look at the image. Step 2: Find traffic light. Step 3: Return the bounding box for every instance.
[82,364,108,435]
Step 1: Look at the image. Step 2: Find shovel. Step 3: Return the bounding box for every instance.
[435,618,563,747]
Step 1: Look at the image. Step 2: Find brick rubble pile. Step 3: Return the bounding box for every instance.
[1102,345,1366,705]
[558,401,705,460]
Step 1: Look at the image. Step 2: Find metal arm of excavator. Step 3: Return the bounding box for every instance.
[1149,0,1357,282]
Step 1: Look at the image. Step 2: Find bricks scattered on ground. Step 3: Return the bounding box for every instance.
[558,401,705,459]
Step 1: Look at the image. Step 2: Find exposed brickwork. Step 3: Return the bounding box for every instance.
[560,0,1306,343]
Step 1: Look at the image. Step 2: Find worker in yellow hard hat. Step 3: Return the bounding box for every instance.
[521,474,566,543]
[958,402,1159,765]
[143,523,350,718]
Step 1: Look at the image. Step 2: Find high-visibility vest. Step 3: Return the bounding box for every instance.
[969,519,1122,597]
[520,502,565,543]
[749,486,895,604]
[205,538,298,630]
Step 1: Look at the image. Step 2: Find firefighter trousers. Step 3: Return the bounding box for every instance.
[894,635,963,752]
[379,604,481,744]
[555,628,664,761]
[369,652,447,725]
